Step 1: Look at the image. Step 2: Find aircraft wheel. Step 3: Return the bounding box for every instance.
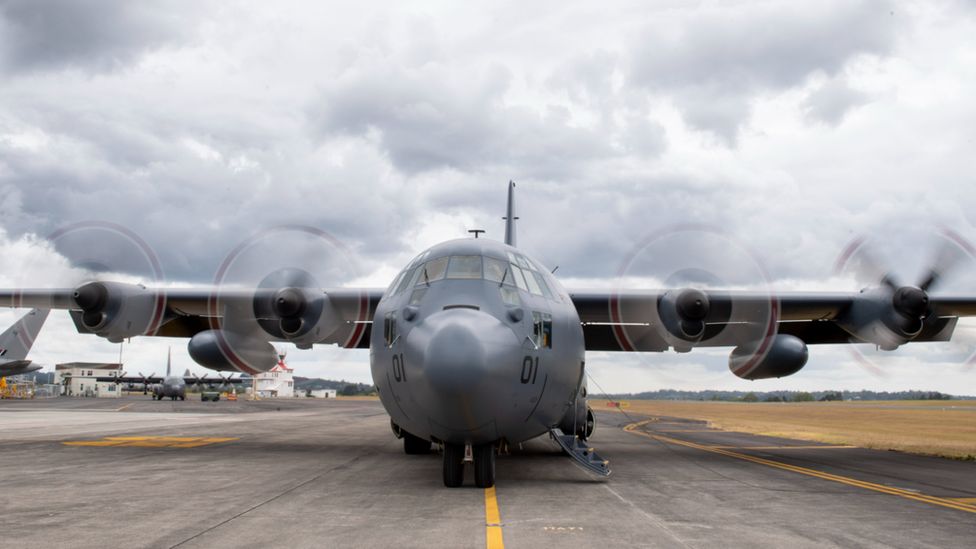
[473,444,496,488]
[403,432,431,455]
[442,443,465,488]
[179,396,185,401]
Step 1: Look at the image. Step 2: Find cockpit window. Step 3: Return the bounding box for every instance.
[389,252,560,303]
[523,268,543,296]
[484,257,509,283]
[510,265,529,292]
[416,257,449,285]
[409,288,427,305]
[531,271,555,300]
[447,255,482,279]
[500,286,520,307]
[386,270,405,295]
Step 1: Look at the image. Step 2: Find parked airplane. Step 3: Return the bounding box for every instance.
[98,348,245,400]
[4,183,976,488]
[0,308,49,378]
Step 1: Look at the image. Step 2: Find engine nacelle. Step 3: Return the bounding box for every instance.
[729,334,808,380]
[253,269,341,348]
[72,281,165,343]
[187,329,278,373]
[559,380,595,441]
[836,287,928,350]
[658,288,709,351]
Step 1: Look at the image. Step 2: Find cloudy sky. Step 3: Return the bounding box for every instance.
[2,0,976,394]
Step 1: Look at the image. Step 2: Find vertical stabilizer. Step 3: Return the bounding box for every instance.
[166,346,171,377]
[0,309,49,361]
[503,181,518,247]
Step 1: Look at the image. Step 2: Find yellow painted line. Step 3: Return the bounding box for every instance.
[624,420,976,515]
[114,403,133,412]
[484,486,505,549]
[63,436,238,448]
[948,497,976,504]
[654,429,716,433]
[710,445,857,450]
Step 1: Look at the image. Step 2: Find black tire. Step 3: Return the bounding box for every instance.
[403,432,431,455]
[443,443,465,488]
[473,444,496,488]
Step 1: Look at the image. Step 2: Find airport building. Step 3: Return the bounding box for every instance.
[55,362,124,398]
[254,353,295,398]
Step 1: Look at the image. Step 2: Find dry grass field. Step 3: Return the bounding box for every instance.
[591,399,976,460]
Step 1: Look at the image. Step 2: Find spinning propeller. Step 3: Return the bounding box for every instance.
[612,226,777,381]
[834,228,976,373]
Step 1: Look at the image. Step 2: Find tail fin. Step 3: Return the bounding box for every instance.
[0,309,49,361]
[503,180,518,247]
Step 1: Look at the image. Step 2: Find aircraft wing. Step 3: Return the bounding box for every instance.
[570,290,976,351]
[95,375,164,384]
[0,287,384,349]
[94,376,248,385]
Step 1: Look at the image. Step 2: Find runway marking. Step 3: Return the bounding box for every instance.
[602,484,692,547]
[948,497,976,504]
[654,429,717,433]
[624,419,976,515]
[709,445,857,450]
[484,486,505,549]
[115,403,134,412]
[63,436,239,448]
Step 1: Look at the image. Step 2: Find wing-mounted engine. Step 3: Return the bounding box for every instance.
[836,286,929,350]
[187,329,278,373]
[252,269,341,349]
[658,288,709,352]
[70,282,167,343]
[729,334,809,380]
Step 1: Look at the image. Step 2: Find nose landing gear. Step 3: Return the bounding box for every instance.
[442,442,496,488]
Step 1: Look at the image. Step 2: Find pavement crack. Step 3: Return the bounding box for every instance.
[167,452,368,548]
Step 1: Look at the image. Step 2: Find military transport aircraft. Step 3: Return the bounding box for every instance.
[0,308,49,378]
[98,348,245,401]
[3,183,976,488]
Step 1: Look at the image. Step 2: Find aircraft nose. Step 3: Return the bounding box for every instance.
[405,308,519,400]
[424,316,487,394]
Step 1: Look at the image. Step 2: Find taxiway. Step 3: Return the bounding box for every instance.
[1,397,973,548]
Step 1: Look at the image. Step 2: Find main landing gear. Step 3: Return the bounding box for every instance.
[443,442,495,488]
[391,421,498,487]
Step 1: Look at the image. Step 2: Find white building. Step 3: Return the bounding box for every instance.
[255,352,295,398]
[310,389,337,398]
[56,362,124,398]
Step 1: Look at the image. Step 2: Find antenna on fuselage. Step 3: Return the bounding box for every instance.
[503,180,518,247]
[468,229,485,239]
[166,346,171,377]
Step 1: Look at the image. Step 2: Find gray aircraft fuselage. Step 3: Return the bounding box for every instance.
[153,376,186,400]
[370,238,585,446]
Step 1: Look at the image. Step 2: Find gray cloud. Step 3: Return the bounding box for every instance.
[308,61,626,178]
[0,0,195,73]
[2,1,976,392]
[628,1,896,143]
[803,76,871,125]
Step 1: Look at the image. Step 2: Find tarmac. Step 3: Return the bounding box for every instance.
[1,396,974,548]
